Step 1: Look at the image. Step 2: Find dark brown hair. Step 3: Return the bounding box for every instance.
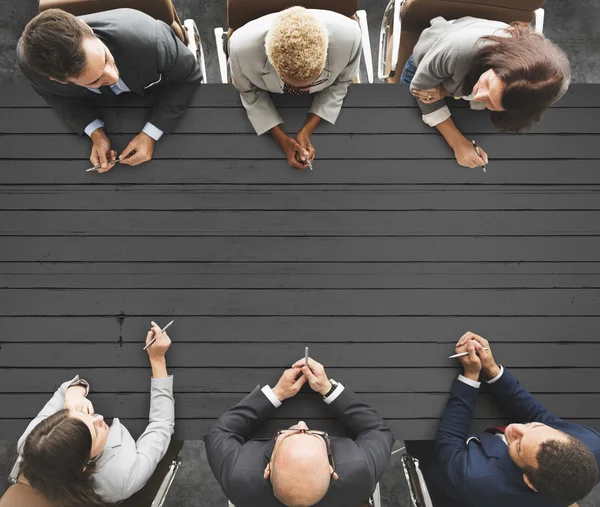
[20,409,109,507]
[523,435,598,503]
[21,8,95,80]
[463,24,570,132]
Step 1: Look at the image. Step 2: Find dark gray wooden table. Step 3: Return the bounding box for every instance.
[1,82,600,441]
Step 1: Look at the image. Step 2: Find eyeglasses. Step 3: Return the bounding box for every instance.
[270,429,335,473]
[284,77,329,91]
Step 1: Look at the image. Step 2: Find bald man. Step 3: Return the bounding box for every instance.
[204,358,394,507]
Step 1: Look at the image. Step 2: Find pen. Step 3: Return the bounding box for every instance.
[305,347,309,368]
[449,347,489,359]
[143,320,174,351]
[86,157,122,172]
[307,159,313,171]
[471,140,486,172]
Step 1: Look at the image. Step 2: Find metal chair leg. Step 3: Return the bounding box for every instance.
[150,458,182,507]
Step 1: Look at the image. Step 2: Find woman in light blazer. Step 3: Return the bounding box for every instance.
[16,322,174,507]
[401,16,570,168]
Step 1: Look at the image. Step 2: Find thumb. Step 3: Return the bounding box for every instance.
[293,374,307,389]
[480,148,489,164]
[119,142,136,162]
[468,341,477,361]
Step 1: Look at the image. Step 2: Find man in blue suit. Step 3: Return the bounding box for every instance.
[425,332,600,507]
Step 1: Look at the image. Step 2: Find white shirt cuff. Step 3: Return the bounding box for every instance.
[142,122,164,141]
[85,119,105,137]
[422,105,451,127]
[261,385,282,408]
[458,375,481,389]
[470,100,486,111]
[486,365,505,384]
[323,382,345,405]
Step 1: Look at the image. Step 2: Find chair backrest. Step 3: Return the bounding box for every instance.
[401,0,544,33]
[0,480,55,507]
[391,0,544,80]
[227,0,359,30]
[38,0,186,43]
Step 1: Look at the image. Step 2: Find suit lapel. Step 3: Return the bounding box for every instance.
[479,433,527,486]
[263,435,277,462]
[96,418,124,466]
[261,58,283,94]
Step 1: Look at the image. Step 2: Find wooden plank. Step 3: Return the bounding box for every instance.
[2,160,599,185]
[0,289,599,316]
[2,186,600,211]
[3,237,600,262]
[2,392,600,420]
[1,316,598,343]
[2,367,598,393]
[3,210,600,236]
[3,108,599,135]
[0,82,598,108]
[2,134,599,159]
[2,343,599,368]
[2,262,600,289]
[7,417,596,441]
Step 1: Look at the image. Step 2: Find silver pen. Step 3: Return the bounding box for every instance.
[86,157,122,172]
[304,346,309,367]
[449,347,489,359]
[143,320,174,350]
[307,159,313,171]
[471,141,486,172]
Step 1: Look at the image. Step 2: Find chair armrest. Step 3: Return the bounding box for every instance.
[356,10,374,84]
[534,8,545,34]
[214,27,229,84]
[378,0,402,81]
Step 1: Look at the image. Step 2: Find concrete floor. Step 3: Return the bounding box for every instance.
[1,0,600,506]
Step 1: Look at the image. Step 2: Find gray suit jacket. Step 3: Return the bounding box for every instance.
[228,9,362,135]
[409,16,509,125]
[17,8,202,135]
[17,375,175,503]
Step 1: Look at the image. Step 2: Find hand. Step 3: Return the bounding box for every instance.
[296,129,315,164]
[456,332,501,380]
[280,135,310,170]
[453,137,488,168]
[119,132,156,167]
[145,321,171,361]
[64,385,94,414]
[292,357,332,396]
[272,367,307,402]
[455,339,482,382]
[90,129,117,173]
[411,85,449,104]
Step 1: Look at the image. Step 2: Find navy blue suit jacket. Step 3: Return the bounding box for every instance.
[432,369,600,507]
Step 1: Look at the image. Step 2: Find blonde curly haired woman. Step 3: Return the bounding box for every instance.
[228,6,362,170]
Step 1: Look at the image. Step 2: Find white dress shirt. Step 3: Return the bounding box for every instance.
[261,380,345,408]
[85,78,163,140]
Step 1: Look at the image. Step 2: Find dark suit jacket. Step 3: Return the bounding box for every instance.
[17,8,201,135]
[432,369,600,507]
[203,386,394,507]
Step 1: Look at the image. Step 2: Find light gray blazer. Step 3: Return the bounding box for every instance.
[228,9,362,135]
[17,375,175,504]
[409,16,510,126]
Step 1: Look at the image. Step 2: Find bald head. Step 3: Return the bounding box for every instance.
[271,432,331,507]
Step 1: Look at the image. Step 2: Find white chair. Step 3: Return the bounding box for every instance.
[377,0,546,82]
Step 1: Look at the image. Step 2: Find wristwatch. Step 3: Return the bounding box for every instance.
[322,379,338,399]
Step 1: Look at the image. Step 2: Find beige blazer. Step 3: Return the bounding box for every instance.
[228,9,362,135]
[17,375,175,504]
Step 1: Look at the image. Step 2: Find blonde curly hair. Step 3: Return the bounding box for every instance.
[265,7,329,84]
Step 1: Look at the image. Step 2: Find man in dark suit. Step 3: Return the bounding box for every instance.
[204,357,394,507]
[17,8,202,171]
[425,332,600,507]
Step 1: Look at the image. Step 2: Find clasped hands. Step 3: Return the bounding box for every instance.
[455,331,502,383]
[271,357,332,402]
[90,129,156,173]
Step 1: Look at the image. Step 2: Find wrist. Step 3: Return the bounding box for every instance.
[65,385,87,398]
[462,371,480,382]
[486,364,502,380]
[319,380,333,397]
[150,357,168,378]
[271,386,285,402]
[90,129,107,142]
